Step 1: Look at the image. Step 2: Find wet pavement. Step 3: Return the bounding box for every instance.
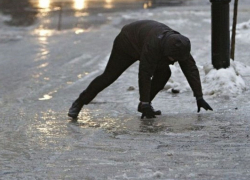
[1,0,250,179]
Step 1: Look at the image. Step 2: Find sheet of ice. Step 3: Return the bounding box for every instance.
[1,3,250,180]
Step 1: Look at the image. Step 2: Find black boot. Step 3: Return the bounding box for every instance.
[68,98,84,119]
[137,102,161,115]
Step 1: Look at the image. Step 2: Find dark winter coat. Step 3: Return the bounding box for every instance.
[121,20,203,102]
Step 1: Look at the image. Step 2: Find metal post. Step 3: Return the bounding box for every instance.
[210,0,231,69]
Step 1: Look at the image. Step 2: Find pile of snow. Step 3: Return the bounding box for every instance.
[165,64,190,93]
[202,60,249,96]
[201,19,250,97]
[165,60,250,97]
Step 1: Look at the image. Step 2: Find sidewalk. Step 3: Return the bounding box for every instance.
[0,3,250,180]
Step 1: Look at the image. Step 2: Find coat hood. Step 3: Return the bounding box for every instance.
[163,34,191,62]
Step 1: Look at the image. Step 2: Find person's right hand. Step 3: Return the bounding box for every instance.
[141,104,156,119]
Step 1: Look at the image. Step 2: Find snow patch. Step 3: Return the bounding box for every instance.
[235,20,250,44]
[0,30,23,42]
[231,60,250,76]
[165,60,249,97]
[202,60,248,96]
[165,64,190,93]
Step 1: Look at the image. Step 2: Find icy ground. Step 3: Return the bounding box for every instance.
[1,3,250,180]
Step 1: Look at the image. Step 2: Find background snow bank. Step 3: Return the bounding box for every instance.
[237,19,250,30]
[235,19,250,43]
[202,60,249,96]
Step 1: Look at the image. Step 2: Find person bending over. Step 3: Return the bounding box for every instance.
[68,20,213,119]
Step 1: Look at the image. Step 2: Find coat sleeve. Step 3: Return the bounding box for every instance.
[178,55,203,98]
[139,42,160,102]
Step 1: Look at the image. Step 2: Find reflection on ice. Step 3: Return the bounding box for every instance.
[39,94,53,100]
[38,89,59,100]
[33,29,53,62]
[74,11,89,17]
[104,0,114,9]
[71,109,209,134]
[37,62,49,68]
[35,29,54,37]
[39,0,51,9]
[74,28,87,34]
[74,0,86,10]
[143,1,152,9]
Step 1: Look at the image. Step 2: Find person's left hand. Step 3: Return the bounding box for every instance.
[196,98,213,113]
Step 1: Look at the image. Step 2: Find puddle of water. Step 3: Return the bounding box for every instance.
[69,110,208,135]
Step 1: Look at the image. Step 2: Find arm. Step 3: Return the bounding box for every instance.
[179,55,213,112]
[139,42,160,102]
[178,54,203,98]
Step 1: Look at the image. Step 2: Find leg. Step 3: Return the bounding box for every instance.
[68,43,136,118]
[137,65,171,116]
[150,65,171,101]
[80,50,136,104]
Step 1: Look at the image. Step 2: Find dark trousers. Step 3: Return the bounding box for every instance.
[77,32,171,105]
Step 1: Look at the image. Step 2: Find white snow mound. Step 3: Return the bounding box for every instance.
[202,60,248,96]
[165,64,190,93]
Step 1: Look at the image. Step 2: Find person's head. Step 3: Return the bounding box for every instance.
[163,34,191,63]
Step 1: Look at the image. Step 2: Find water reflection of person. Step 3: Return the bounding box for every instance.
[68,20,213,120]
[0,0,38,26]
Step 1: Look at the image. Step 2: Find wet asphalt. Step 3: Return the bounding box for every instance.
[1,1,250,179]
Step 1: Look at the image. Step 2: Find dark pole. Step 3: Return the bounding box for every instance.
[210,0,231,69]
[231,0,239,60]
